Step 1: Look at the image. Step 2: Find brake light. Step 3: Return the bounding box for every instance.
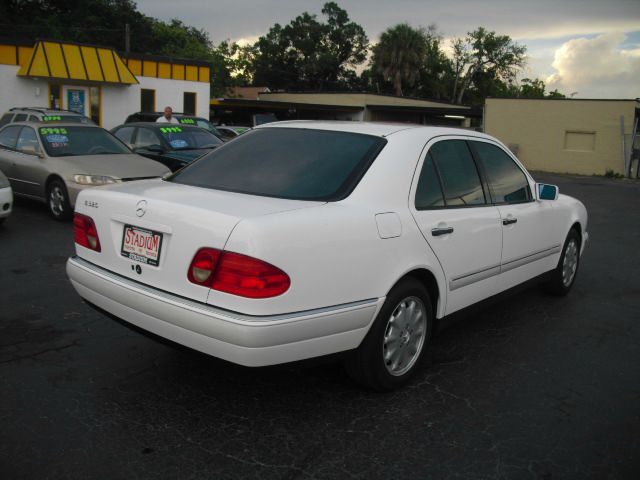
[187,248,290,298]
[74,213,101,252]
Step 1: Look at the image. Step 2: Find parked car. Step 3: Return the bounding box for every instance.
[111,122,223,172]
[215,125,251,141]
[0,122,169,220]
[66,121,588,390]
[0,107,94,127]
[124,112,224,138]
[0,169,12,225]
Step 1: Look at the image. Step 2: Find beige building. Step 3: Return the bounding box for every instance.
[484,98,640,176]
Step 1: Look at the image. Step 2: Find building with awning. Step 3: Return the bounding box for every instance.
[211,92,480,127]
[0,39,211,128]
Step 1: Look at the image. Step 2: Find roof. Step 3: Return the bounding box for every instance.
[17,40,137,85]
[117,122,205,129]
[256,120,426,137]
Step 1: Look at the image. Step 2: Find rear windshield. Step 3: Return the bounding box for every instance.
[169,127,386,201]
[42,115,93,124]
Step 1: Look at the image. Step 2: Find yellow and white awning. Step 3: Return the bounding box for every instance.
[18,40,138,85]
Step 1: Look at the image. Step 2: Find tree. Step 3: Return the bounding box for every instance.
[451,27,527,104]
[251,2,368,91]
[371,24,430,97]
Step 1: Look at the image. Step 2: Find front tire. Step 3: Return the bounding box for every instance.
[544,228,581,296]
[344,277,433,391]
[47,179,72,221]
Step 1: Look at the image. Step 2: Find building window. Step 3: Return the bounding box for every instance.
[49,84,61,109]
[564,131,596,152]
[183,92,196,115]
[141,89,155,113]
[90,86,100,125]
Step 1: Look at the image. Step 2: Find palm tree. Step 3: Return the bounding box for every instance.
[372,24,429,97]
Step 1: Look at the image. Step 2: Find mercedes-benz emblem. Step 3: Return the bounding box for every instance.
[135,200,147,217]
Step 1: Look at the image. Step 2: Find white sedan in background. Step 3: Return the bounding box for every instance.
[66,121,588,390]
[0,169,12,225]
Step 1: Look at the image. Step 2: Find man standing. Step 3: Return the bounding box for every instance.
[156,106,179,124]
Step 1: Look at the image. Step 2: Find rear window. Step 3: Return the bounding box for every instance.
[170,128,386,201]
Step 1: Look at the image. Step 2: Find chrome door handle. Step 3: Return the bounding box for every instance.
[502,218,518,225]
[431,227,454,236]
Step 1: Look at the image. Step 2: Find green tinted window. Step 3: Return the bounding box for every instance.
[472,141,531,204]
[415,153,445,209]
[429,140,485,206]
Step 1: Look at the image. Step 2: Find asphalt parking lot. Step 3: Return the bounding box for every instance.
[1,173,639,479]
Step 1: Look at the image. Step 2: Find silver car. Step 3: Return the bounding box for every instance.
[0,122,170,220]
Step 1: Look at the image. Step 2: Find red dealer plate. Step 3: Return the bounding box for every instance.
[121,225,163,266]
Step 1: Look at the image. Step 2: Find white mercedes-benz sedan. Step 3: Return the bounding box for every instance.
[66,121,588,390]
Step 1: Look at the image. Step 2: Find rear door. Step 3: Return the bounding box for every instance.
[11,126,46,197]
[469,140,562,292]
[0,126,25,194]
[410,138,502,315]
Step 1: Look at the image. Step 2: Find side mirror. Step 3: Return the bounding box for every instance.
[536,183,559,201]
[20,145,43,157]
[136,144,164,154]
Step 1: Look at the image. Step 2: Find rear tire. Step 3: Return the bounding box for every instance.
[47,179,72,221]
[344,277,433,391]
[544,228,581,296]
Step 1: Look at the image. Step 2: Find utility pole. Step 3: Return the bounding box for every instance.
[125,23,130,54]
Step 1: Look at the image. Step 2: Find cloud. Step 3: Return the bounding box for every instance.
[546,32,640,98]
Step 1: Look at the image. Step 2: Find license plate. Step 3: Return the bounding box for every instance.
[121,225,163,266]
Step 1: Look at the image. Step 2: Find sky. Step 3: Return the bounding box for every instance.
[136,0,640,98]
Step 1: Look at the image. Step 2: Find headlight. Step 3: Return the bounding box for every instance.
[0,174,9,189]
[73,175,119,185]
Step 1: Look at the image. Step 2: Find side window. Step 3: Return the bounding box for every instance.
[472,141,531,204]
[27,115,38,121]
[415,152,445,209]
[135,128,161,148]
[114,127,135,148]
[16,127,41,155]
[14,114,28,122]
[429,140,486,206]
[0,126,22,149]
[0,114,14,127]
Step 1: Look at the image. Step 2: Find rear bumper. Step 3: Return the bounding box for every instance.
[66,256,382,366]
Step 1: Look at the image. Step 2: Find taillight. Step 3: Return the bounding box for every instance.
[187,248,221,286]
[187,248,290,298]
[74,213,101,252]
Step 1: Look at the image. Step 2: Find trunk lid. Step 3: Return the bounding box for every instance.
[74,179,323,302]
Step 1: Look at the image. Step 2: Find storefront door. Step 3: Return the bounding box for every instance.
[62,86,89,116]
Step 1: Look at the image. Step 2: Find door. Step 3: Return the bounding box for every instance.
[0,125,25,194]
[12,126,47,198]
[62,86,89,117]
[411,138,503,315]
[469,140,562,292]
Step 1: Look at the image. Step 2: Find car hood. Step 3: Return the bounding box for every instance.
[53,153,170,179]
[164,148,212,164]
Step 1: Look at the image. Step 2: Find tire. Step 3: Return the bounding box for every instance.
[544,228,581,296]
[344,277,433,391]
[47,179,72,221]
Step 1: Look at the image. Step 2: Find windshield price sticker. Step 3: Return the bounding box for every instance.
[170,139,189,148]
[179,118,195,124]
[160,126,183,134]
[42,115,62,121]
[45,134,69,147]
[40,127,68,136]
[121,225,163,266]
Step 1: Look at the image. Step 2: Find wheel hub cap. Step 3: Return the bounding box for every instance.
[382,296,427,377]
[562,239,578,287]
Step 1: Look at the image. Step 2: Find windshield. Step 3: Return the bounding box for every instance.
[158,126,222,150]
[39,127,131,157]
[169,128,387,201]
[42,115,93,124]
